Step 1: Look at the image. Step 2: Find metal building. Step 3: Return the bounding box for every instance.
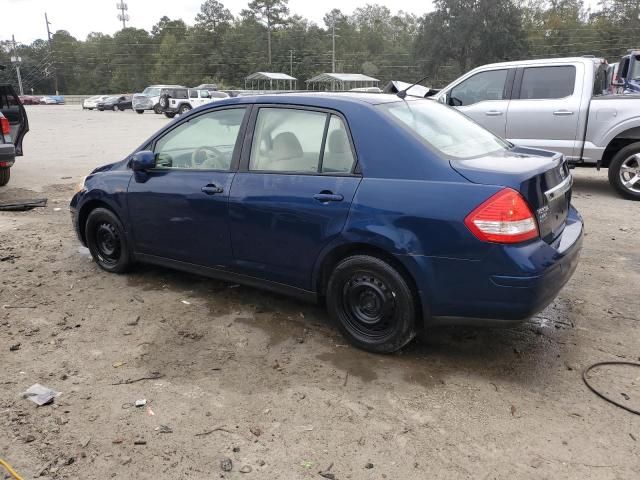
[245,72,297,91]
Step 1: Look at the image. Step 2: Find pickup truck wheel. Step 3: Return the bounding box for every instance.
[0,167,10,186]
[326,255,417,353]
[608,143,640,200]
[85,208,131,273]
[136,110,144,114]
[178,104,192,115]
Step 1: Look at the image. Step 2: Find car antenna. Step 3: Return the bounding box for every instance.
[396,75,430,99]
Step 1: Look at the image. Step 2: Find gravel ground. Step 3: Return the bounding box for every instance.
[1,106,639,479]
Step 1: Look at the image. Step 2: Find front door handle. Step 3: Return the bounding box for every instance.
[485,110,503,116]
[201,184,224,195]
[553,110,574,116]
[313,192,344,203]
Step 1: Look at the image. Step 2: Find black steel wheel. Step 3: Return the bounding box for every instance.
[0,167,10,186]
[327,255,417,353]
[85,207,131,273]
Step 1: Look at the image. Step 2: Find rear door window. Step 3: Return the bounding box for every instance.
[249,108,356,174]
[448,69,508,106]
[518,66,576,99]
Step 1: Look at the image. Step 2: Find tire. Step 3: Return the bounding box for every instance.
[85,207,132,273]
[153,104,162,114]
[0,167,10,186]
[608,143,640,200]
[178,104,191,115]
[164,112,176,118]
[136,109,144,114]
[326,255,417,353]
[158,94,170,110]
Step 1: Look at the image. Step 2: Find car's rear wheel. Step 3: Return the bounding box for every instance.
[85,208,131,273]
[136,109,144,114]
[153,104,162,114]
[608,143,640,200]
[0,167,10,186]
[326,255,417,353]
[178,104,192,115]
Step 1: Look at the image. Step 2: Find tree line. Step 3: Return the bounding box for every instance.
[1,0,638,95]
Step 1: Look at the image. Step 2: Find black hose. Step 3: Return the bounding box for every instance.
[582,361,640,415]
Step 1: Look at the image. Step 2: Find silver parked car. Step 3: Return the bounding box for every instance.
[434,57,640,200]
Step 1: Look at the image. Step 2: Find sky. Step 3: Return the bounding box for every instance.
[4,0,429,44]
[4,0,603,44]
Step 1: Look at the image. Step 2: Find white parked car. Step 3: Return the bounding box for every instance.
[132,85,185,114]
[83,95,110,110]
[158,87,228,118]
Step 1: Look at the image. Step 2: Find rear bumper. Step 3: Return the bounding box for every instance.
[0,143,16,167]
[398,205,583,326]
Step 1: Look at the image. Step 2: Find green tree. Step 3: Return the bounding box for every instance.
[244,0,290,64]
[195,0,233,32]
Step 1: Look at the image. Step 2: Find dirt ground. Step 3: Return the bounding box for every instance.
[1,106,639,479]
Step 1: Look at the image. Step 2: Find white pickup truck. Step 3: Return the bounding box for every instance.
[433,57,640,200]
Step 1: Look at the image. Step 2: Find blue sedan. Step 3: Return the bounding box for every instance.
[70,93,583,353]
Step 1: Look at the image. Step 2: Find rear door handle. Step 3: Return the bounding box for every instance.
[313,192,344,203]
[201,184,224,195]
[485,110,503,116]
[553,110,574,116]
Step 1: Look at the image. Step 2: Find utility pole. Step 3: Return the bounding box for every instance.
[327,18,339,73]
[11,35,24,96]
[45,13,59,95]
[116,2,129,29]
[289,49,294,89]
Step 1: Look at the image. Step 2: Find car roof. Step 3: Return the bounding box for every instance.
[211,92,407,108]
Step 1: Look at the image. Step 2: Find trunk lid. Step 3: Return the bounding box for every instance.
[0,84,29,156]
[451,146,572,244]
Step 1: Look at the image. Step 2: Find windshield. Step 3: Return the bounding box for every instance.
[142,87,161,96]
[378,100,510,159]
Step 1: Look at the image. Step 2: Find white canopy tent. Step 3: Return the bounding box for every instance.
[245,72,297,91]
[305,73,380,91]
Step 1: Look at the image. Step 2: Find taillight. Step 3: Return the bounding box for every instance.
[0,117,9,135]
[465,188,538,244]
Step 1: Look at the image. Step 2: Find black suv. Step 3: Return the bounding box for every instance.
[0,72,29,186]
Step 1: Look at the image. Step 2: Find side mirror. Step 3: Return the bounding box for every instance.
[131,150,155,171]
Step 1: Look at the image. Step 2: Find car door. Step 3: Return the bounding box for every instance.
[443,68,512,138]
[127,106,249,266]
[506,64,583,159]
[228,106,361,290]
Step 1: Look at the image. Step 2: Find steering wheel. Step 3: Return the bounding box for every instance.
[190,146,226,169]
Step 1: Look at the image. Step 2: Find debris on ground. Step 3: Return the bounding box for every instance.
[0,198,47,211]
[22,384,61,406]
[9,343,21,352]
[221,457,233,472]
[240,465,253,473]
[134,399,147,407]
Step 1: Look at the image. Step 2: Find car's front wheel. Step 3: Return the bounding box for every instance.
[608,143,640,200]
[326,255,417,353]
[136,109,144,114]
[178,104,192,115]
[0,167,10,186]
[85,208,131,273]
[164,112,176,118]
[153,104,162,114]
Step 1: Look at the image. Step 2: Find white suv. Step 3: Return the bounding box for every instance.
[158,88,228,118]
[132,84,185,114]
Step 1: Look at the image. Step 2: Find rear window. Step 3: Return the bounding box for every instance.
[519,66,576,99]
[379,100,510,159]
